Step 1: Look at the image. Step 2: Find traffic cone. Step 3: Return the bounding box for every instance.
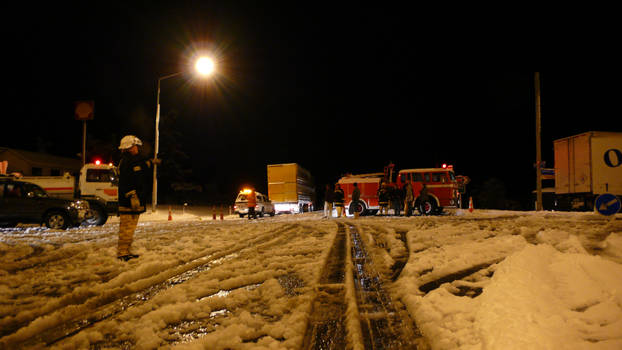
[220,211,224,220]
[468,197,474,213]
[168,206,173,221]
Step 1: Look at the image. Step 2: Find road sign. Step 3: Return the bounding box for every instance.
[595,193,621,216]
[75,101,94,120]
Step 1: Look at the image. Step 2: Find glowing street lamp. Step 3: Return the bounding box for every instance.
[152,56,215,212]
[195,57,215,76]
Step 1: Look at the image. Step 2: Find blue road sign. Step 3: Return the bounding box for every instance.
[595,194,621,216]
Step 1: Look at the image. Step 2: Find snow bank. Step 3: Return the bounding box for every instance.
[408,244,622,350]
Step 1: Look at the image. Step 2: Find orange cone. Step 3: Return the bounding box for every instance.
[168,206,173,221]
[468,197,474,213]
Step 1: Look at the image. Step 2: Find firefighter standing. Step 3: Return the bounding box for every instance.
[334,183,345,217]
[403,181,414,217]
[117,135,159,261]
[352,182,361,219]
[418,183,431,215]
[323,184,335,218]
[247,189,257,219]
[377,182,389,216]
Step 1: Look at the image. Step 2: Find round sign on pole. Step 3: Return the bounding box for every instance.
[595,193,621,216]
[75,101,94,120]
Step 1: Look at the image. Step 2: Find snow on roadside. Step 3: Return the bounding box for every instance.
[399,211,622,350]
[1,209,621,349]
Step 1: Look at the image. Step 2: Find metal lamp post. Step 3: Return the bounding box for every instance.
[152,57,215,213]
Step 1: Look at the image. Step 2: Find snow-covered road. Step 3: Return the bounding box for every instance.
[1,209,621,349]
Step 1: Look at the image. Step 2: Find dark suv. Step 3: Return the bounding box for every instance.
[0,177,90,229]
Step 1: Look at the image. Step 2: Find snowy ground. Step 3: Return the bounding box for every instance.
[1,208,621,349]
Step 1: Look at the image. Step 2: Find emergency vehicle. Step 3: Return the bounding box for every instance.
[233,189,276,218]
[338,163,467,216]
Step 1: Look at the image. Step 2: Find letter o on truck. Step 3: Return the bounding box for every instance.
[604,149,622,168]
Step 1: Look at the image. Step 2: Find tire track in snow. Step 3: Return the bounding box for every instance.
[303,223,421,350]
[349,224,420,349]
[96,223,325,348]
[0,223,301,349]
[302,222,348,350]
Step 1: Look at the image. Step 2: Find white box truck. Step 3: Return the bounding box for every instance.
[19,162,118,225]
[267,163,315,213]
[553,131,622,210]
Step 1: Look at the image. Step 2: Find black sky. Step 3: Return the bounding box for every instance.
[8,3,622,207]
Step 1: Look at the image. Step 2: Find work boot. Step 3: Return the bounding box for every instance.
[117,254,140,262]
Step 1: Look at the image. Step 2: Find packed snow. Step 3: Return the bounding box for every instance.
[1,208,621,349]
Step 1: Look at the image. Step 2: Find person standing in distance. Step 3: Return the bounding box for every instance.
[403,181,414,217]
[247,189,257,220]
[334,183,345,217]
[323,184,335,218]
[377,182,389,216]
[352,182,361,219]
[418,183,431,215]
[117,135,160,261]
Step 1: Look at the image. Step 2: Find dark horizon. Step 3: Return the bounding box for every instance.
[8,3,622,208]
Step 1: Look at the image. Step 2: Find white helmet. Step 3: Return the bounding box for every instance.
[119,135,143,150]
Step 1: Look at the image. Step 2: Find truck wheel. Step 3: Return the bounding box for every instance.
[259,208,265,217]
[84,205,108,226]
[418,200,436,216]
[45,211,70,230]
[349,200,366,216]
[239,213,245,218]
[269,210,275,217]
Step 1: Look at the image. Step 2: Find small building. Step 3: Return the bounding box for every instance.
[0,147,82,176]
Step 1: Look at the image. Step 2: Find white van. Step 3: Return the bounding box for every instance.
[234,190,276,218]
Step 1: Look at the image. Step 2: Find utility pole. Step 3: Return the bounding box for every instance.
[535,72,543,211]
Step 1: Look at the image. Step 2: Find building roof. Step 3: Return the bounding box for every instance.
[0,147,82,169]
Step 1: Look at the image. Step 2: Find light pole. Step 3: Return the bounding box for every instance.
[152,56,215,213]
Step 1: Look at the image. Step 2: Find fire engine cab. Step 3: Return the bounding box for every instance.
[396,167,459,215]
[338,163,466,216]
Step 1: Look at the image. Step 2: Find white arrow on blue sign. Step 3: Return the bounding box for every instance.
[595,194,621,216]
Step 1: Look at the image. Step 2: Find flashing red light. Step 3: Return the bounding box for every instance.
[442,163,447,169]
[95,160,101,165]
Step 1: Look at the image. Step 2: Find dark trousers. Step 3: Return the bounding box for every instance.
[248,207,257,219]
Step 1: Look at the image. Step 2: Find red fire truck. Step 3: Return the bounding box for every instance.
[338,163,468,216]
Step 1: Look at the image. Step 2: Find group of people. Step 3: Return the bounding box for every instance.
[324,180,433,219]
[323,183,347,218]
[377,181,431,216]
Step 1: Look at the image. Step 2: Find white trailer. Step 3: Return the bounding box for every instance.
[20,163,118,225]
[553,131,622,210]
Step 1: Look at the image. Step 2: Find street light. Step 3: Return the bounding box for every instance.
[152,56,216,212]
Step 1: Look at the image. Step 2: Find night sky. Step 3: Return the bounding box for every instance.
[9,3,622,208]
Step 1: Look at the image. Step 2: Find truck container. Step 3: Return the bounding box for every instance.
[267,163,315,213]
[20,162,118,225]
[553,131,622,210]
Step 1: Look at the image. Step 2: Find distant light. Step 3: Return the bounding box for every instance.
[442,163,447,169]
[109,163,114,166]
[195,57,215,76]
[95,160,101,165]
